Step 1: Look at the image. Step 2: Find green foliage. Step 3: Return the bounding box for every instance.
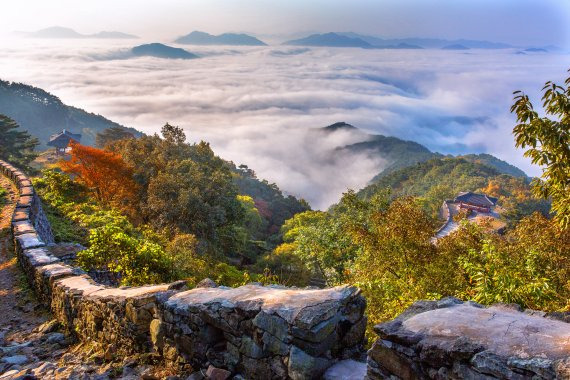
[35,169,173,285]
[95,126,135,148]
[0,114,39,168]
[279,188,568,342]
[34,170,91,243]
[165,233,210,284]
[358,157,549,223]
[511,70,570,229]
[349,196,439,330]
[459,241,555,308]
[108,125,244,255]
[347,133,437,182]
[276,190,377,285]
[360,157,499,201]
[161,123,186,144]
[77,225,172,286]
[0,187,6,205]
[458,153,528,178]
[254,244,311,287]
[34,169,137,243]
[237,195,265,238]
[34,168,276,287]
[232,163,310,243]
[455,213,569,310]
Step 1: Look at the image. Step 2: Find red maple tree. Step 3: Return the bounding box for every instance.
[59,142,140,212]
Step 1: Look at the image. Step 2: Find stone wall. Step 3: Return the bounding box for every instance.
[366,298,570,380]
[154,284,366,379]
[0,159,367,379]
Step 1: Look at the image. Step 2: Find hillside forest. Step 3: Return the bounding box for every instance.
[0,72,568,342]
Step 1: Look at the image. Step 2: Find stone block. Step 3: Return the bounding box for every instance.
[16,233,45,250]
[12,220,35,236]
[17,195,33,208]
[288,345,332,380]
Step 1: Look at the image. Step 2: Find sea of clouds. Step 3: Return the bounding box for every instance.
[0,39,568,208]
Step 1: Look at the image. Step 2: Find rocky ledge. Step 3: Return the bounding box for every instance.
[367,297,570,379]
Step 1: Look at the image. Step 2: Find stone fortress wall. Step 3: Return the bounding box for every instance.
[2,159,569,380]
[0,159,367,379]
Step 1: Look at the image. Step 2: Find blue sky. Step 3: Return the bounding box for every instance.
[2,0,569,47]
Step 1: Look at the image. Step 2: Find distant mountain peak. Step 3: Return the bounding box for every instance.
[90,31,138,39]
[284,33,372,48]
[336,33,513,50]
[131,43,198,59]
[175,31,267,46]
[322,122,358,132]
[524,47,548,53]
[21,26,138,39]
[442,44,470,50]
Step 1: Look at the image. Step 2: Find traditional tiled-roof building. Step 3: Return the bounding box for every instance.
[47,129,81,155]
[454,191,498,213]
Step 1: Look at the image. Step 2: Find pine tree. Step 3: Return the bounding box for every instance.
[0,114,39,167]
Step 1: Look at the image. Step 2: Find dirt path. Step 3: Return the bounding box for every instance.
[0,175,48,346]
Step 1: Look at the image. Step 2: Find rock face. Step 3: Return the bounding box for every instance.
[366,297,570,379]
[0,159,368,379]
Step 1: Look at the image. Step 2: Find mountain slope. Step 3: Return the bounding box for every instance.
[175,31,267,46]
[343,135,439,179]
[356,157,548,223]
[284,33,372,48]
[323,123,528,182]
[22,26,138,39]
[338,33,512,49]
[0,79,141,147]
[131,43,198,59]
[359,157,501,200]
[231,164,310,241]
[322,122,439,179]
[458,154,527,178]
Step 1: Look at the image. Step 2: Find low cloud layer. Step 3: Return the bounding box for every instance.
[0,39,568,208]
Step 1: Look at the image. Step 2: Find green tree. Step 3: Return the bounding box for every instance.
[511,70,570,229]
[0,114,39,167]
[95,126,135,148]
[161,123,186,144]
[107,124,244,255]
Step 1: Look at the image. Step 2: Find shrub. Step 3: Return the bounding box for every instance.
[77,225,173,286]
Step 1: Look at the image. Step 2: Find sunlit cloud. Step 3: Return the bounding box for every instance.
[0,39,568,208]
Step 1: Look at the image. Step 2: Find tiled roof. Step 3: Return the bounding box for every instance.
[454,192,498,208]
[47,129,82,145]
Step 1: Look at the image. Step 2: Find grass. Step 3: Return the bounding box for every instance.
[0,187,6,206]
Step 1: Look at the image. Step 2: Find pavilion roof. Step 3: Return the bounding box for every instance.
[454,192,498,208]
[47,129,81,146]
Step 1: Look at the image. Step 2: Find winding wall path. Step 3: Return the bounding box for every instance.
[0,160,367,379]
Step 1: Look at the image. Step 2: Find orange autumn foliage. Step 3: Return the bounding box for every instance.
[59,142,140,212]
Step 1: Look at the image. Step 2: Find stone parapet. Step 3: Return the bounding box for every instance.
[155,284,366,379]
[0,159,367,379]
[366,297,570,380]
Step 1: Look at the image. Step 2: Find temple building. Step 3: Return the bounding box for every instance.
[47,129,82,156]
[454,191,498,213]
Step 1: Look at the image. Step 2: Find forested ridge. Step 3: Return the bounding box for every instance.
[1,71,568,345]
[0,79,140,147]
